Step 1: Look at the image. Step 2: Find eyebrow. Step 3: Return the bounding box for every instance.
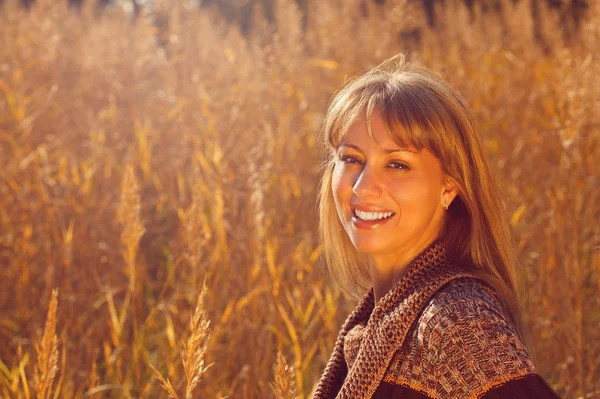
[339,143,417,154]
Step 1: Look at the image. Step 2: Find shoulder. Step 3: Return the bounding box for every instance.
[424,278,536,395]
[384,278,539,398]
[418,276,515,345]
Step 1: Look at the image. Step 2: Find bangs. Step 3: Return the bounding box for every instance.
[323,75,454,163]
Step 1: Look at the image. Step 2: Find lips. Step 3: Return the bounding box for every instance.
[350,205,396,230]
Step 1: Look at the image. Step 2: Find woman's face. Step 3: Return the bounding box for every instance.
[332,113,455,265]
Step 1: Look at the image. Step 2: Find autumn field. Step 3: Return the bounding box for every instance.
[0,0,598,397]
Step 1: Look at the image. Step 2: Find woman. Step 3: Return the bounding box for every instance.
[313,56,560,398]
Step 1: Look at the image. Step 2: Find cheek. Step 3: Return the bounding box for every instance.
[388,176,439,207]
[331,166,349,223]
[331,164,352,201]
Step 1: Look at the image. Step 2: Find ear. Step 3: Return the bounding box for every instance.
[441,177,460,209]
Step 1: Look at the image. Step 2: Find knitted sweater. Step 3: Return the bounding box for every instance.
[313,241,560,399]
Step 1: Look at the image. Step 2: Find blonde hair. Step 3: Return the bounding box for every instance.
[317,55,522,332]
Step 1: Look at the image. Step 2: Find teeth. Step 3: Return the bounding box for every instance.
[355,209,394,221]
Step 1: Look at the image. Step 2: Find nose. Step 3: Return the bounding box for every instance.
[352,164,383,200]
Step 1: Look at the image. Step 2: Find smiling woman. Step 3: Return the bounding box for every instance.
[314,55,561,398]
[332,115,457,299]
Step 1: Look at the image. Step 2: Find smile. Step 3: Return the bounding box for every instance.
[354,209,395,221]
[351,208,396,230]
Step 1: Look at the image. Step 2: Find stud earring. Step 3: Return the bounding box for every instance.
[444,202,449,210]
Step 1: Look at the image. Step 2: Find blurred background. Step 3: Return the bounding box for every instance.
[0,0,598,397]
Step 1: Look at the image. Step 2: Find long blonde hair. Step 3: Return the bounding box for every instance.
[317,55,522,332]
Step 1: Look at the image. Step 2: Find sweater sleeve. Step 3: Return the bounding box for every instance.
[375,279,561,398]
[428,303,558,398]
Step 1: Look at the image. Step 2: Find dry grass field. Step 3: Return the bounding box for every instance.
[0,0,598,397]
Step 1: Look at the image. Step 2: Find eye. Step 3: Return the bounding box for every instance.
[340,155,363,164]
[387,161,410,171]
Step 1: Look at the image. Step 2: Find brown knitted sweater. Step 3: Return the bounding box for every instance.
[313,241,559,399]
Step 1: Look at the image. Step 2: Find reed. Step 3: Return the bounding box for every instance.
[151,283,212,399]
[33,289,59,399]
[0,0,597,397]
[271,352,298,399]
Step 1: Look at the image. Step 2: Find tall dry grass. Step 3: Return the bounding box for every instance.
[33,289,59,399]
[0,0,598,397]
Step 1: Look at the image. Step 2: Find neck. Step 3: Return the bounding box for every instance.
[369,237,440,303]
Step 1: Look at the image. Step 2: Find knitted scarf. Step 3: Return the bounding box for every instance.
[313,241,479,399]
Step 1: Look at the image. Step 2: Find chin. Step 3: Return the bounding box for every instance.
[349,237,389,254]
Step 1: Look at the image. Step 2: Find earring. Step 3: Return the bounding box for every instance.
[444,202,449,210]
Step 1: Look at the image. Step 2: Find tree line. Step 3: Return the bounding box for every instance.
[4,0,590,45]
